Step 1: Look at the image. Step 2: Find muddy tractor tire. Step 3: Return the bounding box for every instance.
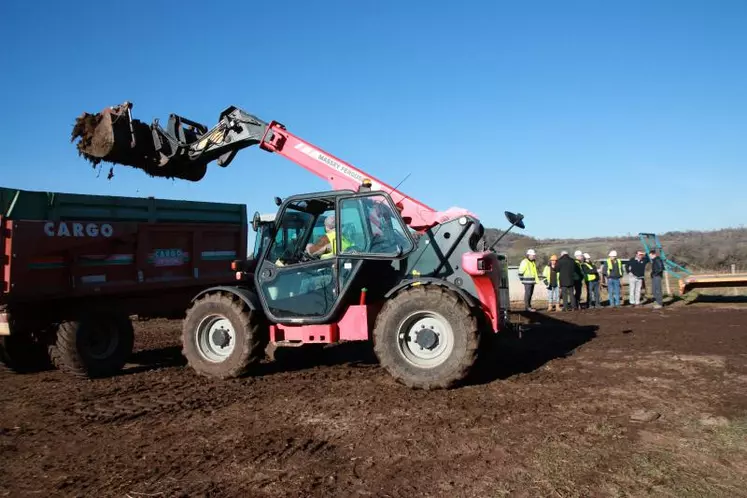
[373,285,480,390]
[182,293,269,379]
[0,333,52,374]
[49,314,135,378]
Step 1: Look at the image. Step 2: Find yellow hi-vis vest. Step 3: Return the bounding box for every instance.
[606,258,623,278]
[518,258,539,284]
[321,230,352,259]
[583,262,598,281]
[542,265,559,287]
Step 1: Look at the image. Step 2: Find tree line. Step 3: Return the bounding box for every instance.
[483,227,747,271]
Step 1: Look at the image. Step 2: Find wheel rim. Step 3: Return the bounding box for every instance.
[196,314,236,363]
[397,311,454,368]
[86,323,120,360]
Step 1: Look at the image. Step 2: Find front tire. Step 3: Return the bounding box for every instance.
[49,314,135,378]
[182,293,268,379]
[373,286,480,389]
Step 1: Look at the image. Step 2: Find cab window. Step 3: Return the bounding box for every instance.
[264,199,336,265]
[338,194,413,256]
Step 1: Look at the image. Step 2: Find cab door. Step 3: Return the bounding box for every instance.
[335,192,416,259]
[255,197,339,323]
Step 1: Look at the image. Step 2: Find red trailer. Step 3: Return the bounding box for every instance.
[0,187,247,377]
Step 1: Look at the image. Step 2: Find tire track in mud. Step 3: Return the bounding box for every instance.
[73,374,258,423]
[241,432,347,496]
[252,435,334,466]
[75,394,185,422]
[107,427,345,496]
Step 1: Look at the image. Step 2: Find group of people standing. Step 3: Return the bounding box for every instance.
[518,248,665,312]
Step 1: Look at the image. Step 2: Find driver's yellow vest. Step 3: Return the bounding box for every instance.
[321,229,352,259]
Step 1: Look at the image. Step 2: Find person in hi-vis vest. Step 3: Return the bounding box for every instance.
[306,214,352,258]
[582,253,601,309]
[518,249,541,312]
[542,254,561,312]
[603,250,625,307]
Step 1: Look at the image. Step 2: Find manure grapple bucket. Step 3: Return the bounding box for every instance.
[71,102,268,181]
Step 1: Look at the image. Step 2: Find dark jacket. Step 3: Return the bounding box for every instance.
[555,254,578,287]
[651,256,665,277]
[582,262,600,282]
[627,257,648,278]
[573,259,585,282]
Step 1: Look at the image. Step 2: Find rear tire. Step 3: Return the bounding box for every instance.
[49,314,135,378]
[373,286,480,389]
[182,293,268,379]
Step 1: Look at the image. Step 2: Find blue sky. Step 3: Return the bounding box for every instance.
[1,0,745,240]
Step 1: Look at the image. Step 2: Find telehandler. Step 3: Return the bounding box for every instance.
[72,102,525,389]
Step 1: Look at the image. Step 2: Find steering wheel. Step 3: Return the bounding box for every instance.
[299,249,321,263]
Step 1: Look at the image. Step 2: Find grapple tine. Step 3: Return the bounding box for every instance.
[71,102,207,181]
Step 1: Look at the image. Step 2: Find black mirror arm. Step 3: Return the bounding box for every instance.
[487,211,526,252]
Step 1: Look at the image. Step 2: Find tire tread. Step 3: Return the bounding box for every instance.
[49,315,134,378]
[181,292,268,379]
[373,285,479,390]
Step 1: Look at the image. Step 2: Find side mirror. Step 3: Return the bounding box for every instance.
[251,211,261,232]
[487,211,527,252]
[504,211,525,230]
[274,197,282,206]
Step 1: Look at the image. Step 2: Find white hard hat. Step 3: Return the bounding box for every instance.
[526,249,536,256]
[324,215,335,230]
[574,250,583,257]
[560,250,569,256]
[583,253,591,259]
[609,250,617,257]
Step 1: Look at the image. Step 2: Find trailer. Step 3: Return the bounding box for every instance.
[679,273,747,295]
[0,187,246,377]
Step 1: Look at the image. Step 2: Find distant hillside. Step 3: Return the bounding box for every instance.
[483,227,747,271]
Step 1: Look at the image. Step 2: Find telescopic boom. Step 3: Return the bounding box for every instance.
[71,102,473,230]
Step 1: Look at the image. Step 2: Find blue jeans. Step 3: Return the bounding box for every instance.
[548,286,560,304]
[588,280,600,307]
[608,278,621,306]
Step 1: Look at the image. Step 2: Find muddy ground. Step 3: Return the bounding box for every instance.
[1,304,746,497]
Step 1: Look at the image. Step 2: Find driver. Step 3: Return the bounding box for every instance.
[305,214,351,259]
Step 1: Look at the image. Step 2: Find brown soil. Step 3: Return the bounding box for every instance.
[1,305,746,497]
[70,107,208,183]
[70,112,108,166]
[70,105,162,179]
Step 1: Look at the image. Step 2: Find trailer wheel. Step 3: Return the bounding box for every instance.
[373,285,480,389]
[182,293,268,379]
[0,334,52,373]
[49,314,135,378]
